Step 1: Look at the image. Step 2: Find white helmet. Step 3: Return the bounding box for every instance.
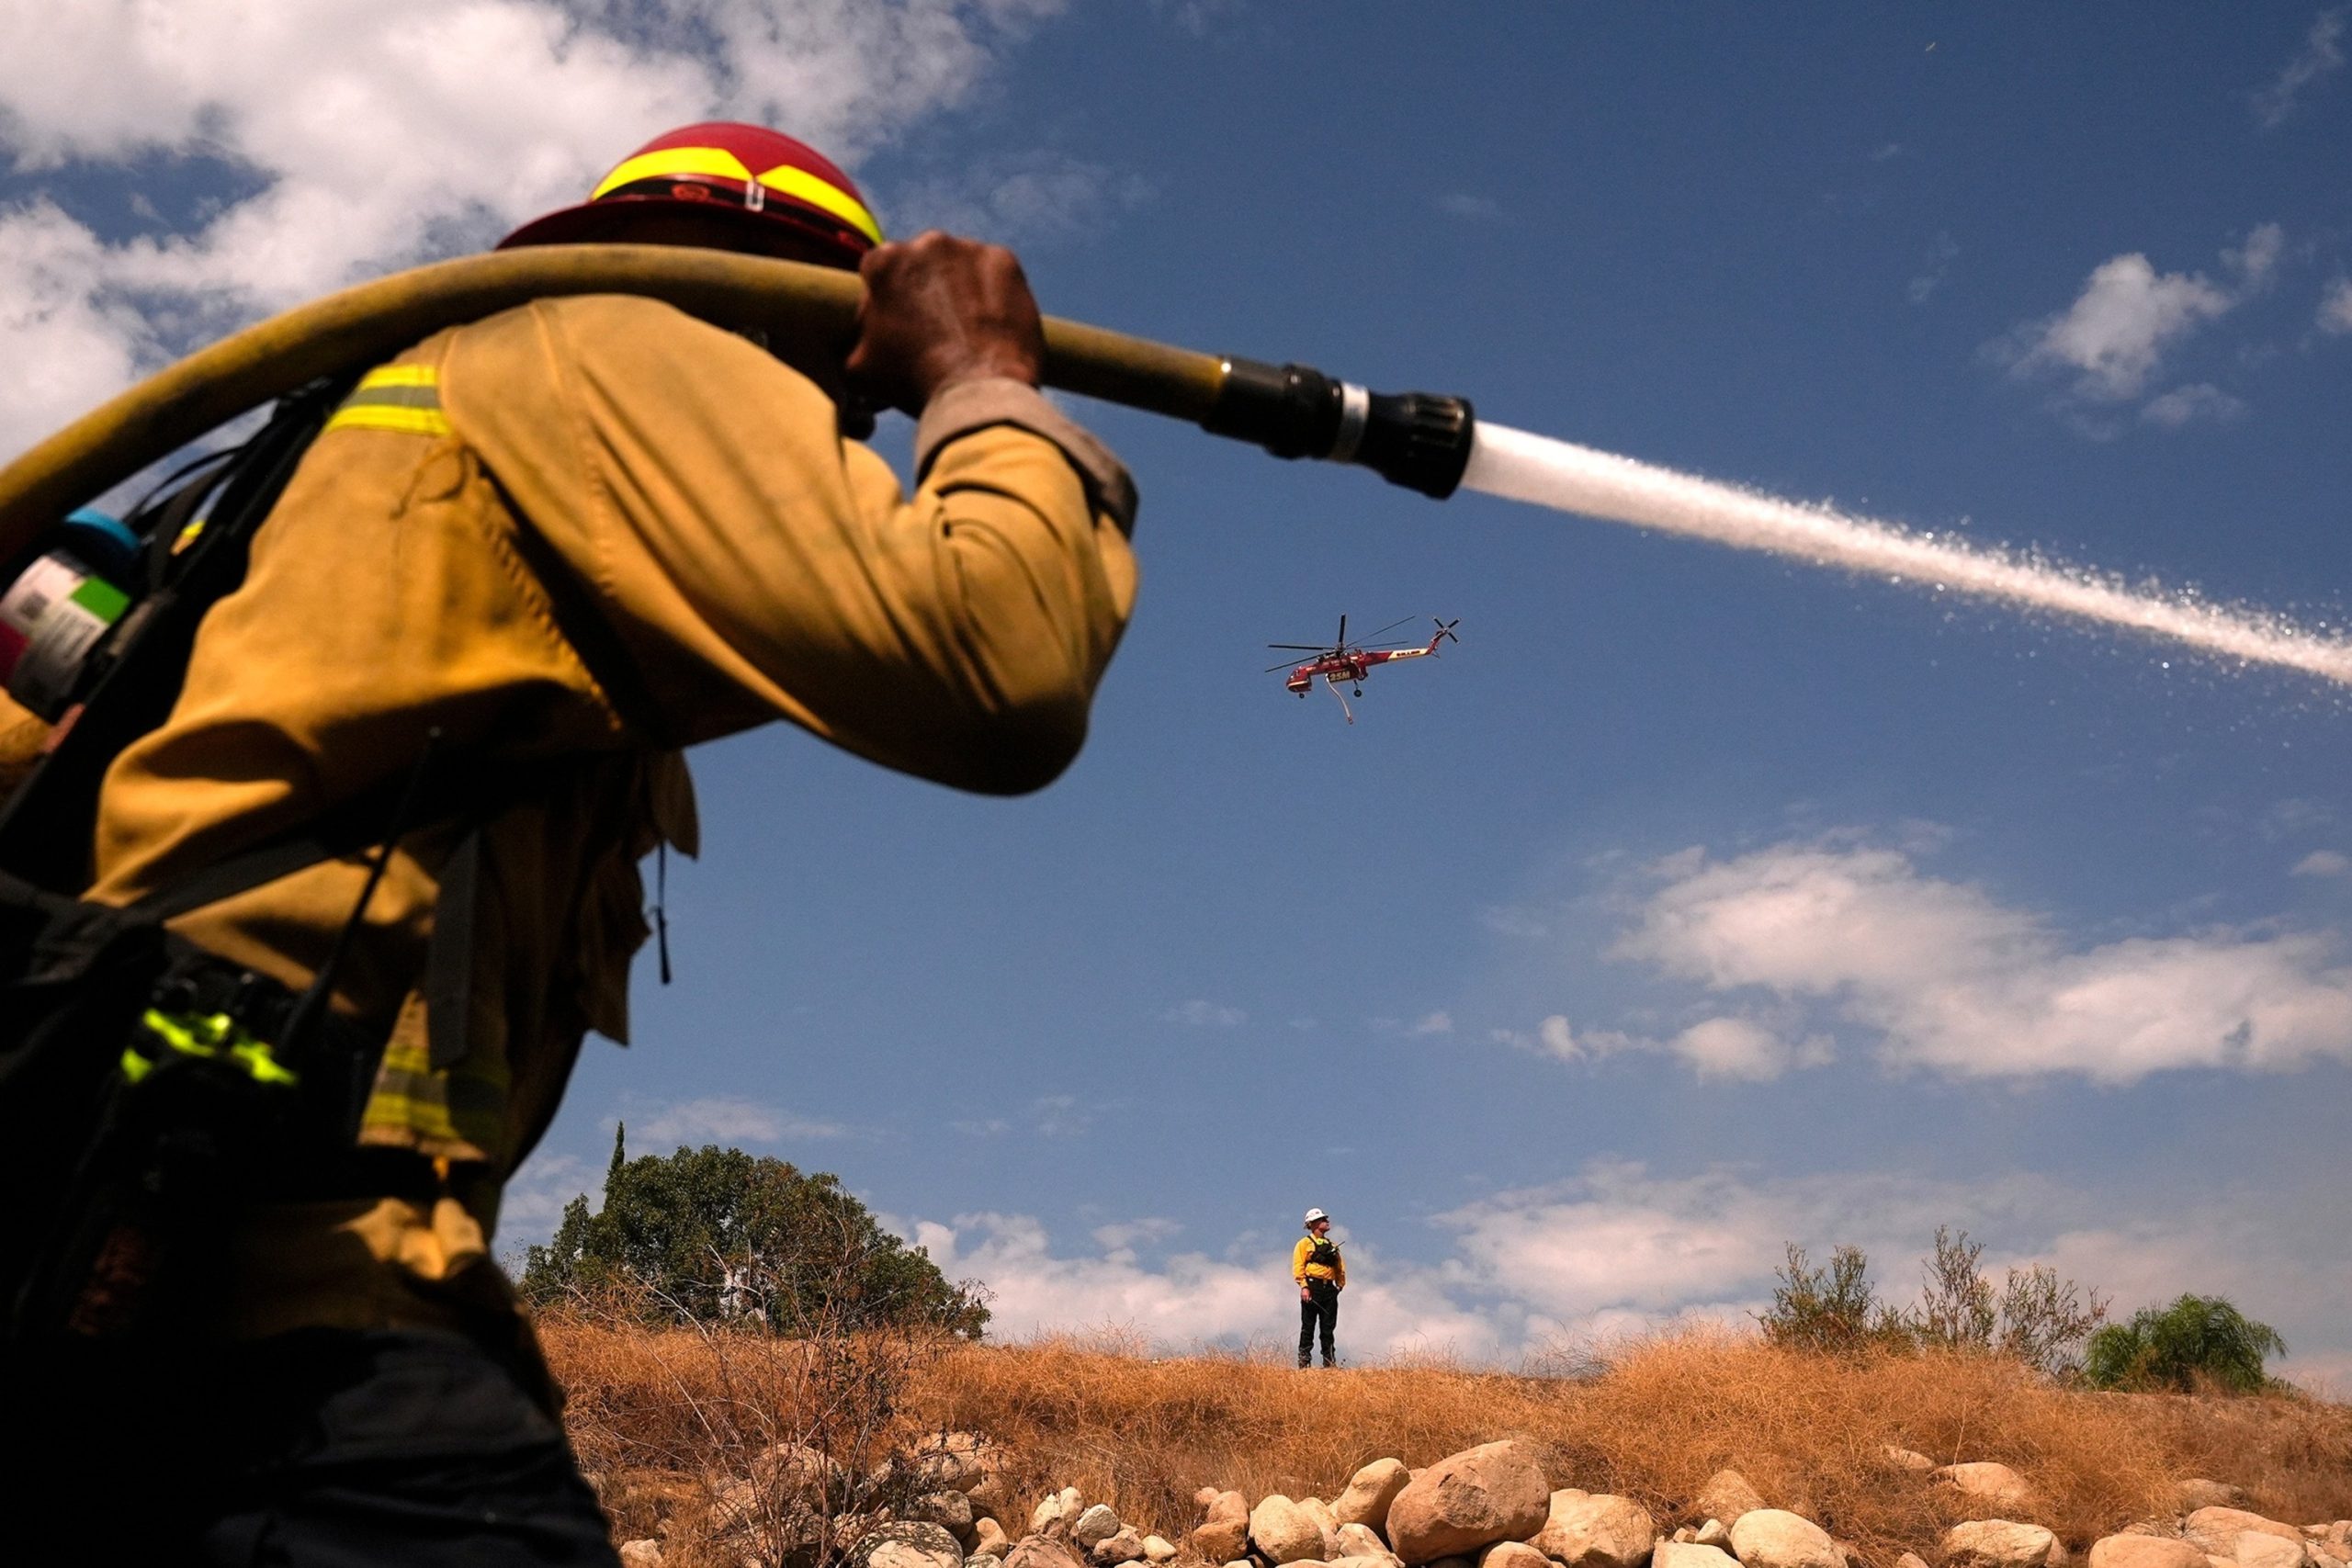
[1304,1208,1329,1225]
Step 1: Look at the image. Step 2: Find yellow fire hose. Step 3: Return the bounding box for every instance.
[0,244,1474,563]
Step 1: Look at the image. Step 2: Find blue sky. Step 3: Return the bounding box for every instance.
[6,4,2350,1383]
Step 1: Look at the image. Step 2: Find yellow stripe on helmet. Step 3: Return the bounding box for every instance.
[754,163,884,245]
[592,145,755,201]
[587,144,882,246]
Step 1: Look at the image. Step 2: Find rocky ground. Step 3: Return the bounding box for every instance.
[604,1430,2352,1568]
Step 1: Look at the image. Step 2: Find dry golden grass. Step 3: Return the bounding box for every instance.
[538,1318,2352,1565]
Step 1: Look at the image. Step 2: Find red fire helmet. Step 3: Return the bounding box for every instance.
[499,122,883,267]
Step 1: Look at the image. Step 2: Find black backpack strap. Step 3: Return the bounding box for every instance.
[0,380,349,894]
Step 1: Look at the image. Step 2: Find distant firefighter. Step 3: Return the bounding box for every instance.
[1294,1206,1347,1367]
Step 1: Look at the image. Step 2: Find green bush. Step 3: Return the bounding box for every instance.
[520,1125,989,1337]
[2083,1294,2286,1393]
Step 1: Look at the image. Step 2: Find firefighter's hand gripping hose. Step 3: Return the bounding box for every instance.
[0,243,1476,565]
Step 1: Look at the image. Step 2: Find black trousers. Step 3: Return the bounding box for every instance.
[1298,1280,1339,1366]
[8,1326,619,1565]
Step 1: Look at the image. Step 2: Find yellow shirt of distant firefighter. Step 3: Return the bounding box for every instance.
[1293,1235,1345,1287]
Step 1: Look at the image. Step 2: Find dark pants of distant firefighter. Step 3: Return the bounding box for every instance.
[1298,1279,1339,1367]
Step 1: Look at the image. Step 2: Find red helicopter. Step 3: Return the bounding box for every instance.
[1268,615,1460,723]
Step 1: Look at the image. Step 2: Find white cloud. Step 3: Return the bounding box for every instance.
[1167,998,1246,1027]
[2320,278,2352,334]
[2140,382,2247,427]
[907,1211,1503,1359]
[2226,223,2288,292]
[1906,231,1958,305]
[499,1150,596,1241]
[1613,839,2352,1083]
[1991,226,2287,427]
[627,1095,849,1146]
[1496,1009,1831,1082]
[2292,850,2351,877]
[890,1162,2349,1374]
[1493,1013,1582,1062]
[1668,1016,1833,1081]
[2000,254,2233,402]
[1437,192,1501,221]
[1410,1010,1454,1036]
[888,151,1151,245]
[1091,1216,1182,1252]
[2252,7,2347,128]
[0,0,1067,456]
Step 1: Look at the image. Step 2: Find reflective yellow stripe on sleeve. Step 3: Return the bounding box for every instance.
[325,364,451,437]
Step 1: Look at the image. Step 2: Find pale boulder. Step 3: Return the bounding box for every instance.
[1341,1523,1404,1564]
[1096,1528,1148,1566]
[1656,1546,1739,1568]
[1532,1490,1657,1568]
[2186,1514,2305,1557]
[1941,1522,2062,1568]
[1192,1492,1251,1563]
[1697,1526,1730,1551]
[2229,1537,2303,1568]
[1937,1467,2039,1517]
[851,1522,968,1568]
[1486,1544,1554,1568]
[1339,1461,1415,1533]
[1883,1448,1937,1474]
[1143,1538,1177,1565]
[910,1433,996,1495]
[1897,1555,1931,1568]
[1386,1441,1552,1563]
[619,1543,662,1568]
[1695,1475,1768,1529]
[1074,1508,1124,1553]
[976,1520,1013,1558]
[2177,1483,2250,1514]
[1011,1538,1093,1568]
[916,1492,979,1546]
[1035,1490,1087,1535]
[2088,1539,2210,1568]
[1257,1495,1338,1565]
[1727,1509,1841,1568]
[970,1473,1013,1520]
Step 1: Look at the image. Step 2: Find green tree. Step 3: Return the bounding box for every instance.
[520,1131,989,1337]
[2083,1294,2285,1393]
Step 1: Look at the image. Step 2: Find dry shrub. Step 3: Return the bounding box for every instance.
[543,1280,954,1567]
[543,1323,2352,1564]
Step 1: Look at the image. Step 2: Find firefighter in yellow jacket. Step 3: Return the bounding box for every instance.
[31,121,1137,1559]
[1294,1206,1346,1367]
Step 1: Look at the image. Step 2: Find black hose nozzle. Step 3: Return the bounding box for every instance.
[1204,356,1475,500]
